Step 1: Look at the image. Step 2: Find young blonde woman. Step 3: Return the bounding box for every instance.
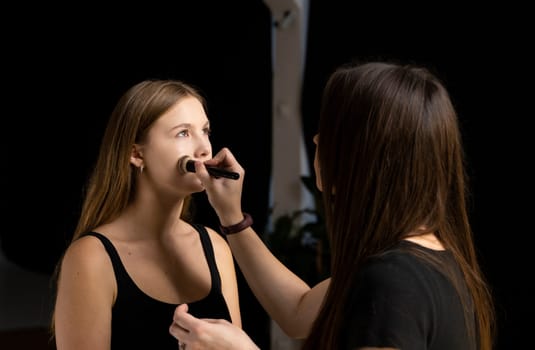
[53,80,241,349]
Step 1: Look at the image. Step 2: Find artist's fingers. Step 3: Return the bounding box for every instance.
[208,148,243,173]
[169,304,193,340]
[189,159,211,184]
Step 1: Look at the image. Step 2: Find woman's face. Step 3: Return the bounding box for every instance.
[135,95,212,193]
[313,134,322,192]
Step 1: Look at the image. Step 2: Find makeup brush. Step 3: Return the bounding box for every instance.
[178,156,240,180]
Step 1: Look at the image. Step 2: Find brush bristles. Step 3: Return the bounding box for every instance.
[177,155,191,175]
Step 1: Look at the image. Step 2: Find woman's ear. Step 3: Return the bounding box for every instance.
[130,144,144,168]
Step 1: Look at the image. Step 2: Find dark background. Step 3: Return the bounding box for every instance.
[2,1,532,349]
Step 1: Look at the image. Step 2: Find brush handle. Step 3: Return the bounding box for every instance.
[185,160,240,180]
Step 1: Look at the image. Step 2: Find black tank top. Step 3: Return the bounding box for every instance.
[80,224,232,349]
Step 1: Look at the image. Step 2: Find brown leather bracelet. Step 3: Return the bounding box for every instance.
[219,213,253,235]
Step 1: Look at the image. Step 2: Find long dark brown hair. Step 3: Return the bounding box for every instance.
[303,62,495,349]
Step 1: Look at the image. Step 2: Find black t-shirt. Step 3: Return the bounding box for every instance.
[81,224,231,349]
[342,240,476,350]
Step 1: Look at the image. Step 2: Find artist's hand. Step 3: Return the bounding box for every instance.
[169,304,259,350]
[195,147,245,225]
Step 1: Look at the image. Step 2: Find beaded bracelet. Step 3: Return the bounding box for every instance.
[219,213,253,235]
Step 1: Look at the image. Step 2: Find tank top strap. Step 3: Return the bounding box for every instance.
[78,231,130,286]
[190,224,222,292]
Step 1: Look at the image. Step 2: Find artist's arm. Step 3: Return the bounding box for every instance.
[195,148,329,338]
[228,228,329,337]
[54,237,115,349]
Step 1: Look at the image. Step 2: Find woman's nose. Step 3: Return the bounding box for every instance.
[193,136,211,159]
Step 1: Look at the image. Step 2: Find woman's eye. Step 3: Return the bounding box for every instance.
[177,130,189,137]
[204,128,212,136]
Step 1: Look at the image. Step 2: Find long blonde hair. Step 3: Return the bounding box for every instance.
[50,79,206,336]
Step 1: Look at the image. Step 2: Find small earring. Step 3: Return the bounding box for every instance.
[140,165,144,174]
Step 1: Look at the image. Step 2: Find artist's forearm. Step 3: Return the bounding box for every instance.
[226,228,327,337]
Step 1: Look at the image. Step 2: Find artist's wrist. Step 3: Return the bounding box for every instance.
[217,210,246,227]
[219,213,253,235]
